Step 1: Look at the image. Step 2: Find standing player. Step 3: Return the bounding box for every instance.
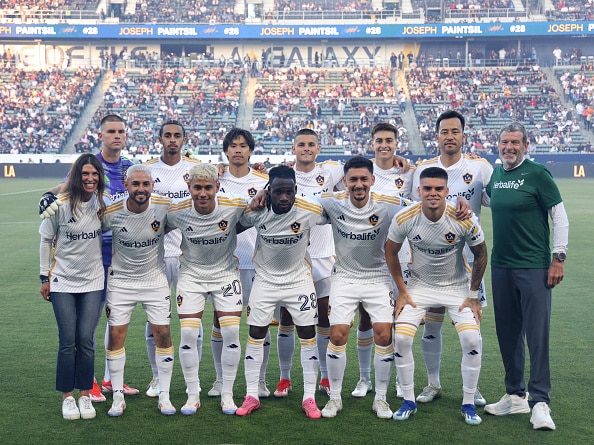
[410,110,492,406]
[101,164,175,417]
[236,165,326,419]
[143,120,201,398]
[386,166,488,425]
[166,163,246,415]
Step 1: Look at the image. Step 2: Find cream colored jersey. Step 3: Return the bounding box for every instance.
[240,196,327,289]
[145,156,200,258]
[39,193,105,293]
[373,165,415,199]
[295,160,343,259]
[167,193,247,283]
[102,194,171,288]
[318,191,411,285]
[388,202,485,294]
[219,168,269,269]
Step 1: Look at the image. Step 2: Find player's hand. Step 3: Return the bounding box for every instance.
[250,189,267,211]
[455,196,472,220]
[459,295,482,324]
[547,259,565,288]
[217,163,228,177]
[40,282,51,302]
[394,290,416,320]
[183,148,195,159]
[252,162,267,173]
[39,192,63,219]
[466,153,482,160]
[393,155,412,173]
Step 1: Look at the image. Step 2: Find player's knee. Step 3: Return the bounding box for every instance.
[249,325,268,340]
[296,325,316,340]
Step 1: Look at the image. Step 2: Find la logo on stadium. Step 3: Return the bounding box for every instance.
[394,177,404,189]
[218,219,229,231]
[444,231,456,244]
[248,187,258,197]
[151,219,161,232]
[463,172,473,184]
[177,294,183,307]
[290,221,301,234]
[369,214,379,226]
[316,174,325,186]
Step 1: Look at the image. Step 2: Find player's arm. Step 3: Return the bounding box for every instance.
[249,189,267,211]
[454,196,473,220]
[547,202,569,288]
[459,241,488,323]
[385,238,416,319]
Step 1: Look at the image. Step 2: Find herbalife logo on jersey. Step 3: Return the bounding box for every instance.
[493,179,524,190]
[337,227,381,241]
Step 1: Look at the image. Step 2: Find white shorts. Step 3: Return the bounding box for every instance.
[106,283,172,326]
[314,277,332,300]
[176,275,243,315]
[165,256,180,290]
[397,287,478,327]
[240,269,255,307]
[329,278,394,326]
[311,256,335,283]
[248,280,318,327]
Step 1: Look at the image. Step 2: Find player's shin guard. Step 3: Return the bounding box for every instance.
[156,346,175,395]
[394,324,418,401]
[317,326,330,379]
[356,329,373,382]
[211,326,223,380]
[259,330,270,383]
[146,322,158,379]
[180,318,201,395]
[457,324,481,406]
[106,347,126,395]
[374,344,394,400]
[245,336,265,399]
[326,342,347,400]
[219,316,241,395]
[278,324,295,381]
[422,311,444,388]
[300,337,319,401]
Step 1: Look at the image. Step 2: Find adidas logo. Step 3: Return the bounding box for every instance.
[186,226,194,231]
[381,356,394,363]
[394,352,403,358]
[412,234,422,241]
[327,354,340,360]
[163,357,173,362]
[155,177,161,183]
[245,355,254,360]
[309,355,319,361]
[236,300,243,305]
[120,227,128,232]
[259,224,267,230]
[219,187,226,193]
[468,350,480,356]
[67,217,76,224]
[228,344,239,349]
[337,214,345,221]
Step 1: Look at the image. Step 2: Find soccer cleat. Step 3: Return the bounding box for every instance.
[372,398,393,419]
[302,398,322,419]
[484,393,530,416]
[462,404,482,425]
[392,400,417,420]
[180,394,200,415]
[351,378,372,398]
[474,387,487,406]
[236,395,261,416]
[78,396,96,420]
[208,379,223,397]
[146,378,159,398]
[62,396,80,420]
[221,393,237,415]
[396,376,404,398]
[259,380,271,398]
[319,378,331,396]
[530,402,556,430]
[273,379,292,398]
[321,399,343,418]
[89,379,106,403]
[107,395,126,417]
[416,384,442,403]
[102,379,140,395]
[159,396,177,416]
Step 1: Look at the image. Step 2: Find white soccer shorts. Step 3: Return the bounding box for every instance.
[176,274,243,315]
[106,283,172,326]
[329,278,394,326]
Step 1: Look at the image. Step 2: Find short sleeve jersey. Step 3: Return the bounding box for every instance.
[319,191,411,285]
[240,196,327,289]
[102,194,171,288]
[167,194,247,283]
[373,165,415,199]
[487,159,562,269]
[388,202,485,294]
[219,169,269,269]
[39,193,104,293]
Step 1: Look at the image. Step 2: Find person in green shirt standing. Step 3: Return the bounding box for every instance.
[484,122,569,431]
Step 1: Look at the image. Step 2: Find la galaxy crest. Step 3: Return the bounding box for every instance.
[369,214,379,226]
[290,221,301,234]
[463,172,473,184]
[218,220,229,231]
[394,177,404,189]
[316,174,325,186]
[444,231,456,244]
[151,219,161,232]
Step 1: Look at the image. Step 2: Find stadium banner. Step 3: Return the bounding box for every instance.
[1,22,594,40]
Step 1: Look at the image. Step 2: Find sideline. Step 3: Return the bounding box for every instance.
[0,188,48,197]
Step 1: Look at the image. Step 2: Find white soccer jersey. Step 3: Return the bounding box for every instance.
[145,156,200,258]
[219,168,269,269]
[102,194,171,288]
[295,160,343,259]
[411,155,492,218]
[388,202,485,294]
[373,165,415,199]
[167,193,247,283]
[318,191,411,285]
[240,196,327,289]
[39,193,104,293]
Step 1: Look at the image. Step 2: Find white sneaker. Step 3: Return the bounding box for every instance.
[530,402,556,430]
[372,398,393,419]
[321,399,343,418]
[474,387,487,406]
[62,396,80,420]
[221,393,237,415]
[180,394,200,415]
[107,395,126,417]
[396,376,404,398]
[259,380,271,398]
[146,378,159,398]
[159,395,177,416]
[351,378,372,398]
[208,379,222,397]
[416,384,442,403]
[484,393,530,416]
[78,396,96,420]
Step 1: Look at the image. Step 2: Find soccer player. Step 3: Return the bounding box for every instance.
[386,166,488,425]
[410,110,492,406]
[166,163,246,415]
[319,157,410,419]
[101,164,175,417]
[236,165,326,419]
[143,120,201,398]
[484,122,568,430]
[209,128,271,399]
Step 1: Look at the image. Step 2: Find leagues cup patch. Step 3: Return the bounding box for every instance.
[151,219,161,232]
[369,214,379,226]
[444,231,456,244]
[463,172,473,184]
[290,221,301,234]
[177,294,183,307]
[105,306,111,318]
[218,220,229,231]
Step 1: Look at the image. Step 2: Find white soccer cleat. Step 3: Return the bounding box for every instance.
[372,398,393,419]
[208,379,223,397]
[351,378,372,398]
[159,395,177,416]
[107,395,126,417]
[146,378,159,398]
[258,380,271,398]
[180,394,200,415]
[221,393,237,415]
[321,399,343,418]
[416,384,442,403]
[474,387,487,406]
